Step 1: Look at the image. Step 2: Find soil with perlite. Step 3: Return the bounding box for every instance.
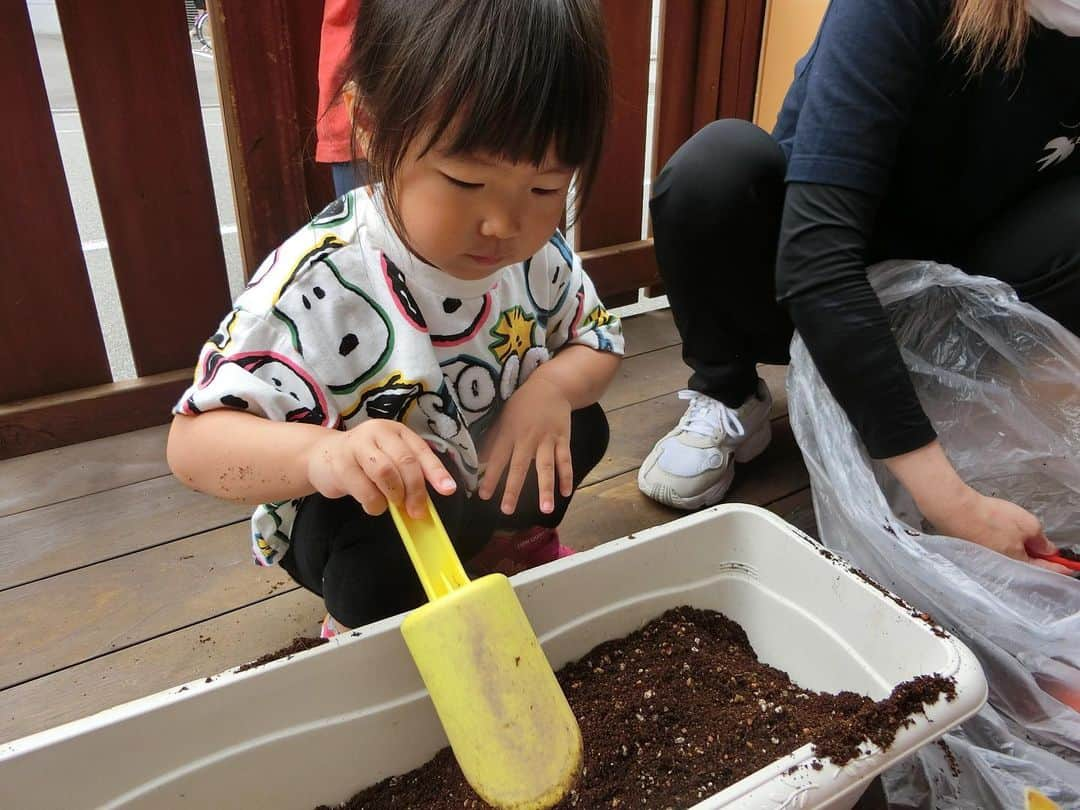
[317,606,956,809]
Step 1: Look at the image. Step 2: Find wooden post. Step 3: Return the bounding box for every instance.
[0,3,111,403]
[55,0,231,378]
[210,0,332,278]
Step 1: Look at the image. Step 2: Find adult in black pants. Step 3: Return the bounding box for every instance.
[638,0,1080,572]
[282,404,609,631]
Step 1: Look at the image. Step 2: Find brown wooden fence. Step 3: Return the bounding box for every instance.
[0,0,765,460]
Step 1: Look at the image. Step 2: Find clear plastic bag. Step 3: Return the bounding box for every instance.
[786,261,1080,808]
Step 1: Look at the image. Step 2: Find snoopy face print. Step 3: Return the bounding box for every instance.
[196,351,328,425]
[441,355,500,427]
[415,386,477,475]
[273,256,394,395]
[249,235,345,292]
[524,233,574,318]
[382,256,492,346]
[237,355,328,423]
[347,373,424,424]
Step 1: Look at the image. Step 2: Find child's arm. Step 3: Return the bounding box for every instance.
[478,345,620,515]
[168,411,456,518]
[478,233,624,515]
[168,411,329,504]
[526,344,620,409]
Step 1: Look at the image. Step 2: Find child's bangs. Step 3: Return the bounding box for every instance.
[418,0,609,193]
[430,58,597,172]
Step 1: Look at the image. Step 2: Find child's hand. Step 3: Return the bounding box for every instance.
[306,420,456,518]
[479,375,573,515]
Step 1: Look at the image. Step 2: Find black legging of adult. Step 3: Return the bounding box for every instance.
[650,119,1080,459]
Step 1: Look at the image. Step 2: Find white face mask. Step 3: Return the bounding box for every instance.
[1028,0,1080,35]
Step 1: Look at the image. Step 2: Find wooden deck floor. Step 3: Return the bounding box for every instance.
[0,310,816,746]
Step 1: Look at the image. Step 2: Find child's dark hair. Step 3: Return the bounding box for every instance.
[343,0,610,228]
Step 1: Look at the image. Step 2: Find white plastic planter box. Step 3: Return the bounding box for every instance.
[1,504,986,809]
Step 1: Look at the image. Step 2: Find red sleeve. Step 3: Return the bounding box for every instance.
[315,0,361,164]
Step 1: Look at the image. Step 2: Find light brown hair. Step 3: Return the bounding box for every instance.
[947,0,1030,73]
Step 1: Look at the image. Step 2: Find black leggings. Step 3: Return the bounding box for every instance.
[650,119,1080,407]
[280,404,609,627]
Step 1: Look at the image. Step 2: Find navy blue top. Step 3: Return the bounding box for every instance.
[771,0,1080,457]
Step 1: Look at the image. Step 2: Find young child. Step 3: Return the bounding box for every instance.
[167,0,622,637]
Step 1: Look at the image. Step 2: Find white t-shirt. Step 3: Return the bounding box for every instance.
[174,187,624,566]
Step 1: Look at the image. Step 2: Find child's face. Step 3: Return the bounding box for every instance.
[393,135,574,280]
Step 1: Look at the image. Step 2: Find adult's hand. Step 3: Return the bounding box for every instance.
[922,487,1068,574]
[884,440,1070,574]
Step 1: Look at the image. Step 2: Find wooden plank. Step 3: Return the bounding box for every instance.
[0,310,671,508]
[0,388,807,742]
[0,426,809,743]
[601,345,684,410]
[0,2,111,402]
[0,589,324,746]
[587,392,692,487]
[283,0,335,208]
[0,477,249,592]
[55,0,231,377]
[717,0,768,120]
[0,426,169,519]
[655,0,702,173]
[580,239,661,302]
[0,318,782,590]
[602,340,787,414]
[693,0,729,131]
[0,369,190,461]
[212,0,313,277]
[0,525,293,690]
[0,325,683,588]
[760,363,788,416]
[0,358,784,594]
[564,416,808,551]
[576,0,653,252]
[0,495,818,748]
[765,487,818,539]
[619,310,681,357]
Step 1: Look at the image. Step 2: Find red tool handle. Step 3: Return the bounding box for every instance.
[1033,552,1080,572]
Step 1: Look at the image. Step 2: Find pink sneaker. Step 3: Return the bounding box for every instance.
[467,526,575,576]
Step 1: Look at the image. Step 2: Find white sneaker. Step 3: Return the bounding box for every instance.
[637,380,773,510]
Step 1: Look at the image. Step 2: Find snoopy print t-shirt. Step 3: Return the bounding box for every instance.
[174,188,624,566]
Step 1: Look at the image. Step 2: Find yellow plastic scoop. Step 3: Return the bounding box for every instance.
[388,498,582,809]
[1026,788,1061,810]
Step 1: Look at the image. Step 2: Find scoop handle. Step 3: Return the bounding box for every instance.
[388,499,471,601]
[1034,552,1080,572]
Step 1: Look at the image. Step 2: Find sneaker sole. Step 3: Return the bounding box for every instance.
[638,419,772,511]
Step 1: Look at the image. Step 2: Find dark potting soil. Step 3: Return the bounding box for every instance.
[319,607,955,810]
[234,636,327,673]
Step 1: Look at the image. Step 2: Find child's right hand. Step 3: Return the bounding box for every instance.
[306,420,457,518]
